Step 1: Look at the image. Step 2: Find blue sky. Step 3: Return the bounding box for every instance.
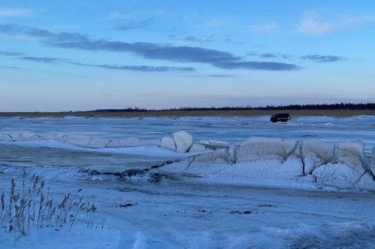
[1,0,375,111]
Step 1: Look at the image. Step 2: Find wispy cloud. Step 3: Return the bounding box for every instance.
[192,74,235,78]
[249,21,278,34]
[213,61,300,71]
[115,18,154,31]
[297,10,375,36]
[0,24,301,71]
[0,65,22,69]
[247,52,292,60]
[0,50,25,56]
[20,56,68,64]
[18,55,196,72]
[171,34,215,44]
[297,10,332,36]
[92,64,195,72]
[0,8,33,17]
[248,52,343,63]
[301,55,344,63]
[338,14,375,29]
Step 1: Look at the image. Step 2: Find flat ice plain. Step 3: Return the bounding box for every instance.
[1,115,375,248]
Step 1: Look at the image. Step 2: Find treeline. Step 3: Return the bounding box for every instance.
[93,102,375,112]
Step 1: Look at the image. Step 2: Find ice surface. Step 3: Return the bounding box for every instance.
[173,130,193,153]
[106,137,142,147]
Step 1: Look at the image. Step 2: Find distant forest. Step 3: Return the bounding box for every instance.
[93,102,375,113]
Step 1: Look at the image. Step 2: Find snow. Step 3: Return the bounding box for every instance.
[1,116,375,248]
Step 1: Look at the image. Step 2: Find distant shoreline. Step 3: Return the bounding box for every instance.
[0,109,374,118]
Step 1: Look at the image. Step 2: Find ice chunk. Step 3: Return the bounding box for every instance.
[191,149,231,164]
[282,139,299,157]
[198,140,230,150]
[220,156,303,180]
[236,137,285,163]
[157,159,191,173]
[160,137,176,151]
[0,133,12,141]
[336,141,366,173]
[42,133,65,141]
[87,138,109,148]
[7,132,20,141]
[302,141,334,174]
[139,139,160,146]
[65,135,92,147]
[19,131,42,141]
[189,143,206,153]
[106,137,141,147]
[312,163,363,189]
[228,144,238,163]
[173,131,193,153]
[354,172,375,191]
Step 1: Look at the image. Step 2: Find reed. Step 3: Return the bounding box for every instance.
[0,174,99,239]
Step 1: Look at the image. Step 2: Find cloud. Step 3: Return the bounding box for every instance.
[213,61,300,71]
[172,35,215,44]
[297,10,332,35]
[0,50,25,56]
[301,55,344,63]
[192,74,235,78]
[248,52,292,60]
[0,24,54,38]
[0,24,301,71]
[115,18,153,31]
[0,8,33,17]
[297,11,375,36]
[338,14,375,29]
[20,56,68,64]
[92,64,195,72]
[259,53,278,59]
[248,52,343,63]
[18,55,196,72]
[0,65,22,69]
[107,12,130,21]
[249,21,278,34]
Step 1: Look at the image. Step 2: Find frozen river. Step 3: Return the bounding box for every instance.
[1,115,375,248]
[1,115,375,168]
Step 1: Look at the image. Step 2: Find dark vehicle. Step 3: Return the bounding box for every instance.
[270,113,290,123]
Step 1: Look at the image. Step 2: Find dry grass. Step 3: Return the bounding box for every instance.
[0,174,99,240]
[0,109,374,118]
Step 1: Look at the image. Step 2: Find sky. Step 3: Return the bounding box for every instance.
[1,0,375,112]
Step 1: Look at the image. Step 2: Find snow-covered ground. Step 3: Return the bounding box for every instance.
[1,116,375,248]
